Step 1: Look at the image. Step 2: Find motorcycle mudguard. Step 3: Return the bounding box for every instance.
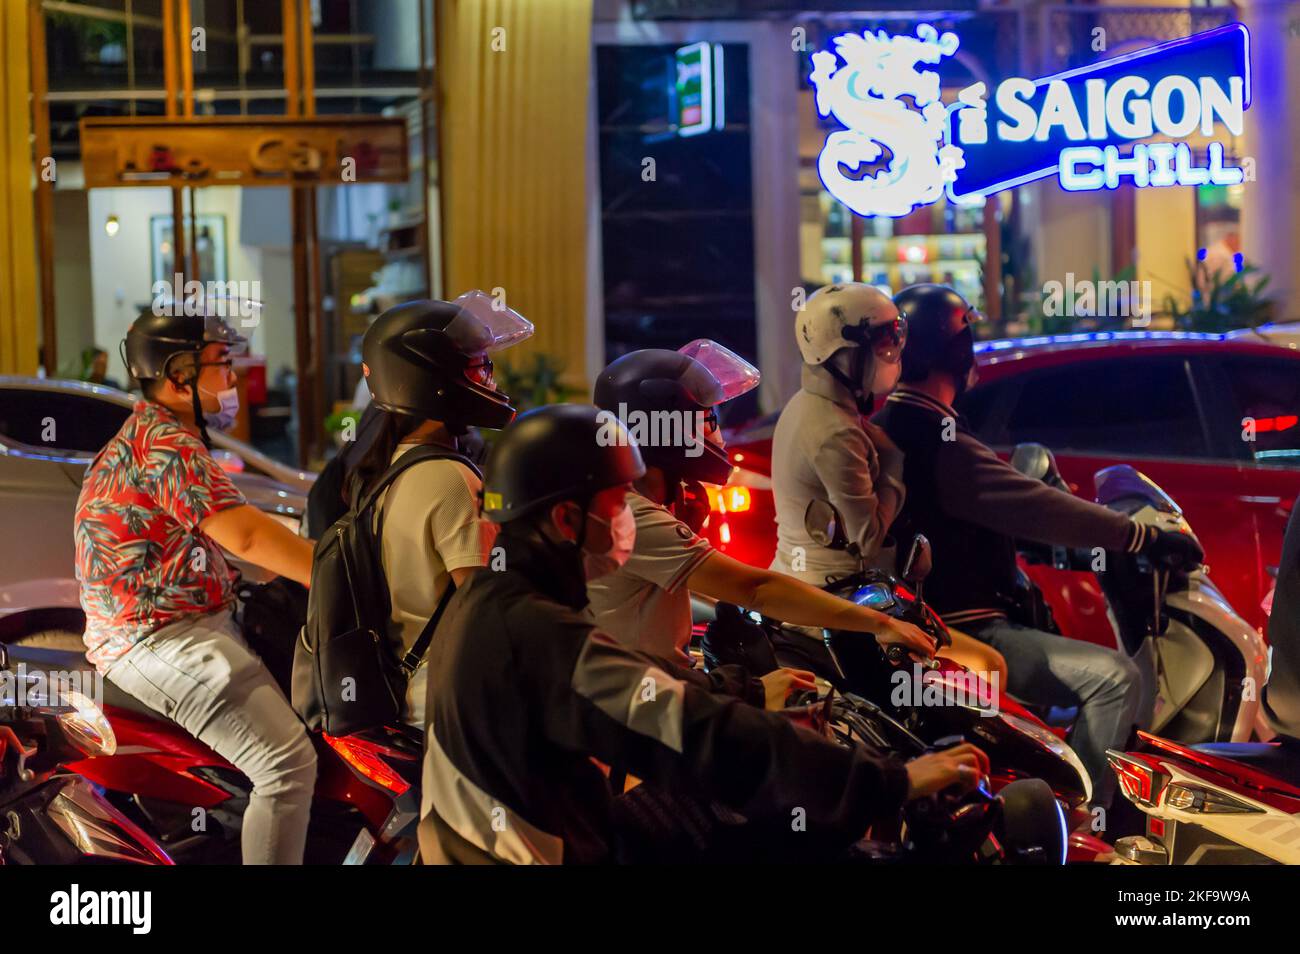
[1145,619,1214,735]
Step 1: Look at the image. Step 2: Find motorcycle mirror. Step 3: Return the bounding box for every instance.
[804,499,847,551]
[901,534,933,587]
[1011,443,1068,491]
[1010,443,1052,481]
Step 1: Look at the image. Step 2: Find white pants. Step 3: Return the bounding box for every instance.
[105,608,318,864]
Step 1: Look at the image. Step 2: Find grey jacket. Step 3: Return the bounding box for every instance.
[768,365,904,584]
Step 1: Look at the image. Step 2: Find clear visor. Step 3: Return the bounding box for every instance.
[677,339,760,403]
[450,290,535,355]
[202,311,250,355]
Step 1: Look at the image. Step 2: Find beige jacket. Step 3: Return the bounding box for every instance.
[768,365,904,584]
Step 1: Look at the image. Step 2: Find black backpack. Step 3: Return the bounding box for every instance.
[291,444,480,736]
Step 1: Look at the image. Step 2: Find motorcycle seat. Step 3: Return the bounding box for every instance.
[1190,741,1300,791]
[2,643,163,721]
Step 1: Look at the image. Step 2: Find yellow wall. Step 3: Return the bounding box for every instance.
[437,0,593,389]
[0,2,38,374]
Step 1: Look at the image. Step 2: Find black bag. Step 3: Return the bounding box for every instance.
[236,576,309,695]
[291,445,479,736]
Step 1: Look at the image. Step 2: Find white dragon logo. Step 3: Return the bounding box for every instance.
[810,24,967,218]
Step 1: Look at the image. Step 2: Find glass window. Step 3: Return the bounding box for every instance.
[0,390,131,456]
[1002,358,1208,459]
[1222,357,1300,467]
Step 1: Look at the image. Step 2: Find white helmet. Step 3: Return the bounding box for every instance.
[795,282,901,365]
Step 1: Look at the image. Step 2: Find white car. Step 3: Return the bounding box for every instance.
[0,376,314,647]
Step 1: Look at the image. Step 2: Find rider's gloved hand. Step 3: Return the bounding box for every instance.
[1142,526,1204,570]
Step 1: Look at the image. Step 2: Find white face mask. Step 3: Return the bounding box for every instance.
[581,506,637,581]
[200,385,240,431]
[869,358,902,397]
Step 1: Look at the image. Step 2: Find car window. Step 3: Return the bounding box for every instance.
[0,388,130,455]
[1223,357,1300,467]
[1002,358,1209,459]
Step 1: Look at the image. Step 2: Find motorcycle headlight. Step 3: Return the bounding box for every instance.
[1000,712,1092,805]
[56,690,117,757]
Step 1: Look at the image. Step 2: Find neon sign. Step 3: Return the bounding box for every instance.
[811,23,1251,217]
[674,42,725,137]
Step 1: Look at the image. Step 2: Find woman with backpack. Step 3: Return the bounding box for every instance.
[349,291,533,726]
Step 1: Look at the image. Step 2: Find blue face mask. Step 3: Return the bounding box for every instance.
[200,385,240,431]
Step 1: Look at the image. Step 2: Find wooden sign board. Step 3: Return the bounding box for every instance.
[80,116,409,189]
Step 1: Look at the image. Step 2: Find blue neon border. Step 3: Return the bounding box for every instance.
[944,22,1252,202]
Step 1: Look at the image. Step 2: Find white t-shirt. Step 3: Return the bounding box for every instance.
[375,443,496,726]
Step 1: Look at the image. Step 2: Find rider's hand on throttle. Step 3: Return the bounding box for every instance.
[904,743,990,800]
[1143,526,1204,570]
[758,667,818,711]
[876,618,937,660]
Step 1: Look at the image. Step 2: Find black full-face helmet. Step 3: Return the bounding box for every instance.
[592,339,759,486]
[892,284,984,394]
[482,404,645,524]
[362,290,533,432]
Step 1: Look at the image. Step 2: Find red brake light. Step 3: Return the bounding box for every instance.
[324,733,415,797]
[1253,415,1298,433]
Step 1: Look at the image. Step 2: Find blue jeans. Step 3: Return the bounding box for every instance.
[967,618,1142,809]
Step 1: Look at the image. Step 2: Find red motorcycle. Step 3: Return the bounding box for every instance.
[0,643,172,865]
[2,640,421,865]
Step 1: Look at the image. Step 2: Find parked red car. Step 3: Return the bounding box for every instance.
[705,330,1300,647]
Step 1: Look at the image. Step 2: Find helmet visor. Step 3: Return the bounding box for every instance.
[450,290,535,355]
[201,311,250,355]
[676,339,760,403]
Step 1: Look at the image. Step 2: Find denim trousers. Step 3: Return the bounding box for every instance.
[967,617,1142,809]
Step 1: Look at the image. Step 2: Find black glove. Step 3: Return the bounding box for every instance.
[1143,527,1204,570]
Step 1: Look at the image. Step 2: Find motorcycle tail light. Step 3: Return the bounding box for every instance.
[324,733,415,797]
[1165,783,1260,814]
[1107,751,1166,808]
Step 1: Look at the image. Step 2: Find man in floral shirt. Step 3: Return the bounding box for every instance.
[74,303,314,864]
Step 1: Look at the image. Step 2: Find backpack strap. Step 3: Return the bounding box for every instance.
[399,577,456,676]
[356,444,481,517]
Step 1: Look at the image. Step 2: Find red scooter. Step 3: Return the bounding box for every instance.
[1108,732,1300,865]
[0,643,172,865]
[2,640,421,865]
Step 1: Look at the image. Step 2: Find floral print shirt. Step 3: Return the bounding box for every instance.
[75,400,246,671]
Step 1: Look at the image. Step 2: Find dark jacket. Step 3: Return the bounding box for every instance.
[420,529,910,864]
[874,387,1145,627]
[1264,501,1300,740]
